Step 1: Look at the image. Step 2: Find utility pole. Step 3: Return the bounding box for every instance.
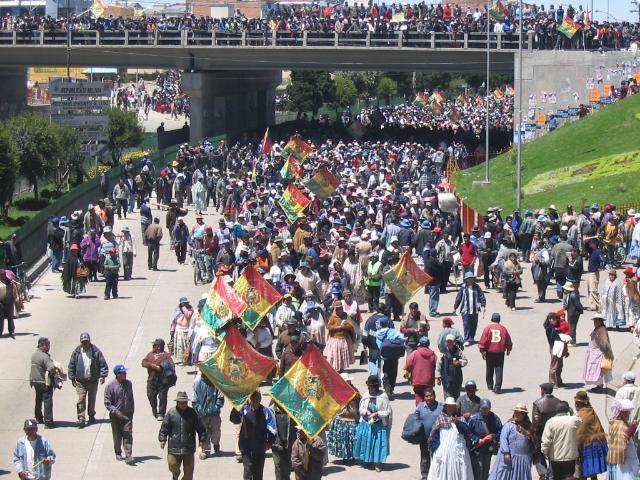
[66,0,71,79]
[516,0,523,210]
[484,0,490,183]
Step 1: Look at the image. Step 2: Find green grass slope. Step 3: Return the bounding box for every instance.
[453,94,640,213]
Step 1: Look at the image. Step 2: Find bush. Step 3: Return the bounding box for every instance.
[41,189,63,199]
[86,165,110,180]
[13,197,50,211]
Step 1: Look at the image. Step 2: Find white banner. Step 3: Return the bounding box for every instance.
[50,79,111,97]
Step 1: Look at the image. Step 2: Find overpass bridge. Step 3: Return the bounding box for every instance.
[0,29,636,142]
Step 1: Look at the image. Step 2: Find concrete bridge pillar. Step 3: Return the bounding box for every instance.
[182,70,281,142]
[0,67,27,119]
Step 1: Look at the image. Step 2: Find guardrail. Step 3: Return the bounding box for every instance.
[0,29,534,50]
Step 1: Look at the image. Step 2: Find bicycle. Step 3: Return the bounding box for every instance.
[10,262,31,303]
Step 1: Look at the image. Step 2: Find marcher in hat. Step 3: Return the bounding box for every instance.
[427,397,473,479]
[13,419,56,480]
[582,315,613,393]
[437,317,464,354]
[353,375,392,472]
[325,301,355,372]
[141,338,175,421]
[119,225,136,280]
[159,391,207,480]
[61,243,87,298]
[436,334,468,400]
[291,424,327,480]
[623,266,640,328]
[488,403,534,480]
[327,373,361,464]
[573,390,607,479]
[104,364,135,464]
[606,399,638,479]
[601,268,626,328]
[453,271,486,346]
[405,336,437,405]
[170,297,195,365]
[563,281,584,344]
[468,399,502,480]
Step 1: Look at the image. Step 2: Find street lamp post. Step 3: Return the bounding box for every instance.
[484,0,491,183]
[66,0,71,79]
[516,0,523,210]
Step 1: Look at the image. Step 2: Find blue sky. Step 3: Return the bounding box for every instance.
[535,0,638,21]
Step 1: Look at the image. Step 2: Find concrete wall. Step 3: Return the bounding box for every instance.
[515,50,640,126]
[0,68,27,119]
[182,70,281,141]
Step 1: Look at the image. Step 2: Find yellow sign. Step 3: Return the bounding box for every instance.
[29,67,87,84]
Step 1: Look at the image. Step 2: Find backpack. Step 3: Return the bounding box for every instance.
[401,411,424,444]
[159,359,177,387]
[380,329,406,360]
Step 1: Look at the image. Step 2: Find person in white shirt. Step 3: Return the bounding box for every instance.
[13,419,56,480]
[615,371,640,418]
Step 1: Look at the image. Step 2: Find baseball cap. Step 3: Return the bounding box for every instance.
[23,419,38,429]
[113,364,128,374]
[80,332,90,342]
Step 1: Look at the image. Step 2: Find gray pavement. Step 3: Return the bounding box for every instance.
[0,206,634,479]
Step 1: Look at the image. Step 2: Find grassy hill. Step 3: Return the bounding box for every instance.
[453,93,640,213]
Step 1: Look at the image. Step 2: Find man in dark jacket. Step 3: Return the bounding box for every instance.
[532,383,562,479]
[159,391,206,480]
[67,332,109,428]
[468,399,502,480]
[30,337,58,428]
[47,218,64,273]
[192,373,224,459]
[104,364,135,465]
[240,391,277,480]
[141,338,175,420]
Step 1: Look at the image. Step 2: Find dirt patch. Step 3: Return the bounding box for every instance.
[573,163,598,175]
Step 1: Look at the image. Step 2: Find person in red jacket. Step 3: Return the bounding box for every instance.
[404,336,437,404]
[478,313,513,394]
[459,233,477,274]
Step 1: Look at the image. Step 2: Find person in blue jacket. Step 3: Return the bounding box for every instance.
[468,399,503,480]
[192,372,225,459]
[13,419,56,480]
[415,388,443,479]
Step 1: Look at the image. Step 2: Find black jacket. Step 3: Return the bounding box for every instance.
[68,344,109,382]
[158,406,206,455]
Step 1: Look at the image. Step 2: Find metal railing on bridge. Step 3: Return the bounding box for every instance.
[0,29,533,50]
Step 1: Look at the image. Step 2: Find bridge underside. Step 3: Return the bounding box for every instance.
[0,46,515,73]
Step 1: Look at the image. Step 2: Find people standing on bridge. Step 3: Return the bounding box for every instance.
[142,338,175,421]
[478,313,512,394]
[30,337,58,429]
[104,364,135,465]
[67,332,108,429]
[13,419,56,480]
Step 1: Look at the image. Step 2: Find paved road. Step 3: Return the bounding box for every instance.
[0,206,634,479]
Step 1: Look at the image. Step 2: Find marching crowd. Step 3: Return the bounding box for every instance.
[357,90,514,137]
[1,2,640,51]
[110,70,190,121]
[6,122,640,480]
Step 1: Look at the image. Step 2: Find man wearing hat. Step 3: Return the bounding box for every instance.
[104,364,135,464]
[468,399,502,480]
[12,419,56,480]
[119,225,136,281]
[478,313,513,394]
[47,217,64,273]
[142,338,175,421]
[615,371,640,416]
[415,388,442,479]
[112,178,131,220]
[436,334,468,400]
[173,217,190,265]
[67,332,109,428]
[291,425,326,480]
[532,383,562,477]
[30,337,58,428]
[102,245,120,300]
[159,391,207,480]
[453,271,486,346]
[457,380,481,420]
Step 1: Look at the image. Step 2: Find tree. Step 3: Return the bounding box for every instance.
[106,108,144,167]
[286,71,335,119]
[376,76,398,106]
[0,122,19,222]
[345,71,378,103]
[331,73,359,118]
[10,113,58,200]
[49,124,83,192]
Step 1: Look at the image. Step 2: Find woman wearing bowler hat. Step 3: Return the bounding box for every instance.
[353,375,391,472]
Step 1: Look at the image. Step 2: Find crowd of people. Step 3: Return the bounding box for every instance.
[356,89,514,137]
[5,115,640,480]
[110,71,189,121]
[1,2,640,51]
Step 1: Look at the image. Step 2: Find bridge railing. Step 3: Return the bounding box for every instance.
[0,29,534,50]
